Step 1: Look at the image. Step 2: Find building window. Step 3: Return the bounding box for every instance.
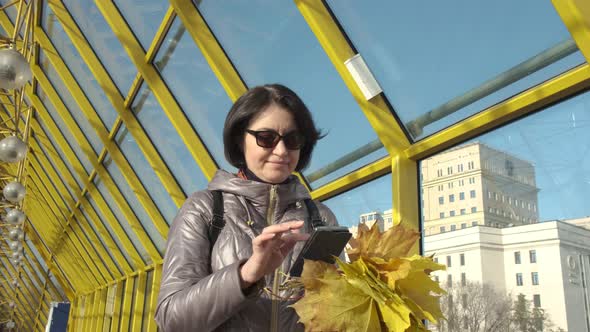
[471,207,476,213]
[461,223,467,229]
[488,191,492,199]
[529,250,537,263]
[449,194,455,202]
[459,192,465,200]
[501,195,505,202]
[469,177,475,184]
[516,273,523,286]
[515,252,521,264]
[439,196,444,205]
[440,212,445,219]
[533,294,541,308]
[438,185,443,191]
[514,198,519,206]
[450,225,456,231]
[469,190,476,198]
[461,272,466,286]
[447,274,452,288]
[446,256,452,267]
[459,179,464,186]
[460,253,465,266]
[447,166,453,175]
[532,272,539,285]
[488,207,493,213]
[434,257,438,263]
[450,211,456,217]
[448,182,454,189]
[508,197,512,205]
[472,221,478,226]
[460,209,466,215]
[437,169,443,177]
[468,161,474,170]
[434,276,439,283]
[458,164,464,172]
[505,160,514,176]
[440,226,446,233]
[528,202,531,210]
[494,193,499,200]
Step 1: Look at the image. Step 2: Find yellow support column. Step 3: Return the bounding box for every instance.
[109,280,125,331]
[552,0,590,62]
[144,265,162,332]
[118,276,135,331]
[130,272,147,331]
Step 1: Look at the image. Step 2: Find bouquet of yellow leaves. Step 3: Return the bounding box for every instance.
[290,222,446,332]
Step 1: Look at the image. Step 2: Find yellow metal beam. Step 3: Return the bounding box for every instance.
[130,272,147,331]
[94,0,219,180]
[295,0,410,154]
[552,0,590,62]
[45,1,187,207]
[404,64,590,160]
[118,276,135,331]
[109,280,125,331]
[36,30,170,240]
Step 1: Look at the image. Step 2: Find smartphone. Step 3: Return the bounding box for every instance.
[289,226,352,277]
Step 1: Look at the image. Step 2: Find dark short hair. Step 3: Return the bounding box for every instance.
[223,84,323,171]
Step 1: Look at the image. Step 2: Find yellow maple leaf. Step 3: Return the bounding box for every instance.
[347,222,420,262]
[292,261,382,331]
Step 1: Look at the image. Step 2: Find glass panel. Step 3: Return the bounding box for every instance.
[38,49,103,153]
[196,1,385,188]
[35,85,93,174]
[80,199,133,269]
[33,116,84,188]
[141,271,154,332]
[113,0,169,50]
[326,0,587,140]
[93,175,149,264]
[114,123,178,224]
[22,264,41,295]
[61,0,135,94]
[102,153,165,255]
[75,211,123,275]
[322,174,392,229]
[33,134,77,199]
[154,16,233,171]
[41,1,119,128]
[131,81,209,194]
[422,91,590,332]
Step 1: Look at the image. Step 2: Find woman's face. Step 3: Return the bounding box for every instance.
[243,104,301,184]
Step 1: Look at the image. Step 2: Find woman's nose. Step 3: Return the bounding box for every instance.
[273,139,288,156]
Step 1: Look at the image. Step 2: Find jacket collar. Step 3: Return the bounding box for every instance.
[208,169,310,207]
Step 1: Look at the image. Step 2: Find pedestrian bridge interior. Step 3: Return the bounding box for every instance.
[0,0,589,331]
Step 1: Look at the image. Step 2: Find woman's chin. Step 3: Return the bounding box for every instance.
[261,170,291,184]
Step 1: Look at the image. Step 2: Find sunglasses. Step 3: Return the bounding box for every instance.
[245,129,305,150]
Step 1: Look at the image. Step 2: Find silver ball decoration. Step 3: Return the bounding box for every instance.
[6,321,15,329]
[8,240,22,251]
[5,208,25,224]
[3,181,26,203]
[8,227,23,241]
[0,136,27,163]
[8,301,15,308]
[0,48,33,90]
[10,251,22,260]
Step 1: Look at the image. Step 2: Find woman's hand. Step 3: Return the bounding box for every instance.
[239,220,309,288]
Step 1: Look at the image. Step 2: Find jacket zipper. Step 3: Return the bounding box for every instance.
[267,185,280,332]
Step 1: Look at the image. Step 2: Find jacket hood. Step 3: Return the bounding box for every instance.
[207,169,311,207]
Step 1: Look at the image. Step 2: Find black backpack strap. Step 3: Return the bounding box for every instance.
[303,198,325,230]
[209,190,225,250]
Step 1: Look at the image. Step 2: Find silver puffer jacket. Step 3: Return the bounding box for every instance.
[155,170,337,332]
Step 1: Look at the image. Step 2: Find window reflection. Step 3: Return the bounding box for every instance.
[41,1,119,129]
[153,16,234,171]
[422,91,590,332]
[113,0,169,50]
[322,174,392,229]
[114,123,179,224]
[93,175,149,264]
[34,114,85,188]
[61,0,136,95]
[102,154,166,256]
[75,211,124,275]
[35,85,93,174]
[131,81,209,195]
[326,0,586,140]
[38,49,103,153]
[196,1,385,188]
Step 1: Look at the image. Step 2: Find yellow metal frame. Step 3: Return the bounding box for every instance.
[552,0,590,63]
[94,1,219,180]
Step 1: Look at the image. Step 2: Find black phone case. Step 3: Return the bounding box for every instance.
[289,226,352,277]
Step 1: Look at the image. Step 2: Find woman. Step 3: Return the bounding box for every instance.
[155,84,338,331]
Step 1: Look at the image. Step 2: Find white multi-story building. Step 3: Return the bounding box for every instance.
[421,142,540,236]
[424,221,590,332]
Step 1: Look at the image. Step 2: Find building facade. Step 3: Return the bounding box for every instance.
[421,142,540,236]
[424,221,590,331]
